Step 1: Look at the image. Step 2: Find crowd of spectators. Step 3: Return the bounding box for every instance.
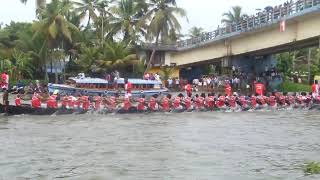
[143,73,161,81]
[162,65,284,95]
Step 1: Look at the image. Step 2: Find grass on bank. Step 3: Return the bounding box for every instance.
[280,81,312,92]
[304,162,320,175]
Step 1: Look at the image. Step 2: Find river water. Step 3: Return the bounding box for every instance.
[0,111,320,180]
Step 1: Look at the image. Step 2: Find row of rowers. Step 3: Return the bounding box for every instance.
[15,92,320,111]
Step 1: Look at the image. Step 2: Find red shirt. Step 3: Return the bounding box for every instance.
[82,96,90,110]
[162,97,170,111]
[251,96,257,107]
[217,96,225,107]
[173,97,181,109]
[206,96,215,108]
[32,96,41,108]
[109,97,116,110]
[68,96,75,108]
[184,97,192,110]
[137,98,146,111]
[94,96,102,110]
[149,97,157,111]
[123,98,131,110]
[228,96,236,107]
[61,96,69,107]
[255,83,265,96]
[225,85,232,96]
[240,96,247,107]
[125,82,132,94]
[269,96,276,106]
[15,97,21,106]
[312,84,317,93]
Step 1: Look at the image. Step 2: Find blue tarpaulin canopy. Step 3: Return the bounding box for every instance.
[69,77,162,85]
[116,78,162,85]
[69,78,109,84]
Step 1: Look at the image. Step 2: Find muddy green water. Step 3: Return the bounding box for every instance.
[0,111,320,180]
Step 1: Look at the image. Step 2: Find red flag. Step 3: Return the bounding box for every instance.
[280,20,286,32]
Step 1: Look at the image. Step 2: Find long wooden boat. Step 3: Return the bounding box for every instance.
[1,103,320,116]
[48,76,168,96]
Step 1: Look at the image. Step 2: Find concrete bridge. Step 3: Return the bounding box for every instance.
[139,0,320,76]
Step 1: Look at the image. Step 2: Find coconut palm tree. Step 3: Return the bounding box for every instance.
[74,0,101,28]
[221,6,247,25]
[12,49,35,79]
[33,0,78,48]
[142,0,187,71]
[188,26,205,38]
[109,0,147,44]
[92,41,141,74]
[32,0,78,79]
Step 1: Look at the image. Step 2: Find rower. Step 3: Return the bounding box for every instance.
[216,95,226,109]
[31,93,41,109]
[184,95,192,111]
[75,95,82,109]
[206,93,215,111]
[228,95,237,110]
[47,93,58,109]
[148,95,158,111]
[161,94,171,112]
[93,94,102,110]
[61,95,69,109]
[68,95,76,109]
[137,95,147,111]
[269,95,277,109]
[172,96,182,110]
[239,95,248,110]
[250,95,257,109]
[108,96,117,111]
[82,94,90,110]
[15,94,22,106]
[123,97,132,111]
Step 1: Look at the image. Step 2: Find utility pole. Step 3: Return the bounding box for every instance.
[292,51,296,73]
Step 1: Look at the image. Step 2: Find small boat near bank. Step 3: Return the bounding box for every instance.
[48,75,168,96]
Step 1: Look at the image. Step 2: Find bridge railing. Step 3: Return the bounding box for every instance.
[175,0,320,48]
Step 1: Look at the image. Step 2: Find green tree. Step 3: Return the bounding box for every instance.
[32,0,78,79]
[110,0,147,44]
[96,41,140,73]
[74,0,101,28]
[188,26,205,38]
[12,49,35,79]
[143,0,187,71]
[221,6,247,25]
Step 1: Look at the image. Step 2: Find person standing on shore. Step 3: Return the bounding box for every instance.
[124,78,132,98]
[1,71,9,90]
[255,81,265,96]
[185,82,192,97]
[312,80,319,98]
[225,82,232,97]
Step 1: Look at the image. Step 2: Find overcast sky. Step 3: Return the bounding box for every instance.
[0,0,283,34]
